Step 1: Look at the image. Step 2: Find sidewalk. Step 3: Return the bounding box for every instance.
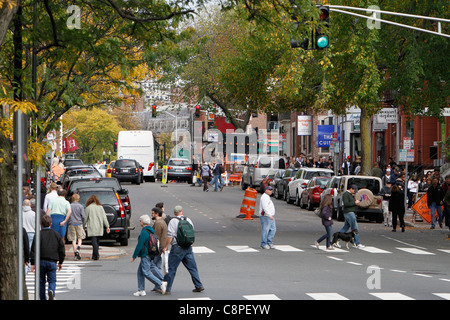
[64,243,127,260]
[404,209,450,233]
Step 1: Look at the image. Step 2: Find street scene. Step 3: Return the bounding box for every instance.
[0,0,449,314]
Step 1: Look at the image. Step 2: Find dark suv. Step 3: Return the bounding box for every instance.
[111,159,143,185]
[66,177,131,215]
[76,187,130,246]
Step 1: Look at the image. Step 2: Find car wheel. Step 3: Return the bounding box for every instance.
[307,198,313,211]
[274,186,279,199]
[295,192,300,206]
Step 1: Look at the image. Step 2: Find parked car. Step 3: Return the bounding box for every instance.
[63,158,84,168]
[66,177,131,215]
[166,158,193,183]
[241,155,285,191]
[333,175,383,223]
[60,165,102,189]
[261,169,284,194]
[269,169,285,196]
[320,176,342,216]
[300,176,331,210]
[94,163,108,177]
[273,168,298,200]
[286,168,333,205]
[111,159,143,185]
[75,187,130,246]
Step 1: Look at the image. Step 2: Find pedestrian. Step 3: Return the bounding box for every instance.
[407,174,419,209]
[46,188,71,239]
[200,162,211,192]
[30,215,65,300]
[371,162,383,178]
[162,205,204,295]
[380,181,392,227]
[150,207,167,280]
[43,182,58,212]
[259,186,276,249]
[341,156,353,175]
[315,194,334,250]
[84,195,110,260]
[68,193,86,260]
[444,185,450,236]
[442,175,450,228]
[211,161,223,192]
[427,177,445,229]
[382,168,391,186]
[22,199,36,253]
[338,184,364,248]
[389,184,405,232]
[131,214,166,296]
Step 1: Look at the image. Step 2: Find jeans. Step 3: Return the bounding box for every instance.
[260,215,276,247]
[339,212,360,245]
[317,225,332,248]
[39,260,57,300]
[137,255,163,291]
[163,244,203,292]
[430,202,443,227]
[211,174,222,191]
[50,214,67,239]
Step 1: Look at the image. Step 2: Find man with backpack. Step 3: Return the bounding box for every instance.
[162,205,204,295]
[131,215,166,296]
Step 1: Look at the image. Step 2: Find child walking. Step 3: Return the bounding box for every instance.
[315,194,334,250]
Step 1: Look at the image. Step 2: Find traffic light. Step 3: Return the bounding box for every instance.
[195,105,200,118]
[114,141,117,152]
[314,5,330,50]
[152,105,157,118]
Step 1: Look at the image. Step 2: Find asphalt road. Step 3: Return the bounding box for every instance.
[48,181,450,302]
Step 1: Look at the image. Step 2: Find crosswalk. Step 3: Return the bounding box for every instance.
[178,292,450,300]
[26,260,91,298]
[191,244,449,256]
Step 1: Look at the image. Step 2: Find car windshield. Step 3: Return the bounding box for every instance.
[64,159,83,166]
[305,171,332,179]
[347,178,381,195]
[115,160,136,168]
[258,157,272,168]
[70,179,120,193]
[315,177,331,187]
[168,159,190,166]
[78,191,117,207]
[67,168,99,176]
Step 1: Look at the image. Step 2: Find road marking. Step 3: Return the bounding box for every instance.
[273,245,304,252]
[243,294,281,300]
[390,269,407,273]
[438,249,450,254]
[396,247,435,255]
[227,246,259,253]
[193,246,215,254]
[433,293,450,300]
[311,245,348,253]
[327,256,343,261]
[358,246,392,254]
[369,292,415,300]
[414,273,433,278]
[347,261,363,266]
[382,236,427,249]
[307,293,349,300]
[179,297,212,300]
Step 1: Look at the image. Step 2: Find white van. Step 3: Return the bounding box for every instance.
[241,155,285,191]
[117,131,157,182]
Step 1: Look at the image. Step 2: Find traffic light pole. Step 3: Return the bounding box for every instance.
[328,5,450,38]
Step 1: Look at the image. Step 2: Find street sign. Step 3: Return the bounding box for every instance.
[399,149,414,162]
[411,194,439,224]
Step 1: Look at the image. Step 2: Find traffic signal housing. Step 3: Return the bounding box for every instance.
[195,105,201,118]
[314,5,330,50]
[152,105,157,118]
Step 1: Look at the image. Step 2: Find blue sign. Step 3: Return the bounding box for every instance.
[317,125,340,148]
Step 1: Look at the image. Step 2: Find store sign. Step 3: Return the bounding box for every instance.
[377,108,398,123]
[297,115,312,136]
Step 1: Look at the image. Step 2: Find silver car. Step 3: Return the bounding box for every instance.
[166,158,193,183]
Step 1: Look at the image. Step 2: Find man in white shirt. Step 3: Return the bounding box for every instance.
[259,186,276,249]
[43,182,59,212]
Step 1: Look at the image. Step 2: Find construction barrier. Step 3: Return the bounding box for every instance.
[238,188,258,220]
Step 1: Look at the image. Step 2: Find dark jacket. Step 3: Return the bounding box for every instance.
[321,206,333,227]
[342,190,357,213]
[132,226,155,259]
[380,185,391,201]
[30,228,65,265]
[427,184,445,207]
[389,189,405,214]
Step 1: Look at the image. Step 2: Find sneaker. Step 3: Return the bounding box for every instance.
[48,290,54,300]
[326,246,334,250]
[133,290,146,297]
[261,244,270,249]
[193,286,205,293]
[357,244,365,249]
[269,244,275,249]
[160,281,167,295]
[75,250,81,260]
[315,241,320,249]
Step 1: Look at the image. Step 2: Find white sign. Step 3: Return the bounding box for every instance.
[399,149,414,162]
[297,115,312,136]
[377,108,398,124]
[403,137,413,150]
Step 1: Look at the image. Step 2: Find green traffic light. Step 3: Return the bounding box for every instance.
[316,35,329,49]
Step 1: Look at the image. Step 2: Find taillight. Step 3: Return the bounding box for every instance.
[107,168,112,173]
[135,168,139,174]
[125,195,131,210]
[112,168,116,174]
[255,162,258,168]
[186,167,192,171]
[167,166,173,170]
[313,187,321,194]
[115,193,125,218]
[330,189,334,196]
[148,162,154,171]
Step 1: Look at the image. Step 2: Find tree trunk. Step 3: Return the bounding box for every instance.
[360,107,372,176]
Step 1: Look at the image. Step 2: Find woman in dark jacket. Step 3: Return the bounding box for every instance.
[389,184,405,232]
[315,194,334,249]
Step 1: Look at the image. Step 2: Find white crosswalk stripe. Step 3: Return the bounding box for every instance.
[369,292,416,300]
[306,293,349,300]
[396,247,435,255]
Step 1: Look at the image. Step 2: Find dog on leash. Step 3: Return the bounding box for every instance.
[331,231,357,249]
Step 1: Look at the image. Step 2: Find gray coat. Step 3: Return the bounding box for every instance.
[85,204,109,237]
